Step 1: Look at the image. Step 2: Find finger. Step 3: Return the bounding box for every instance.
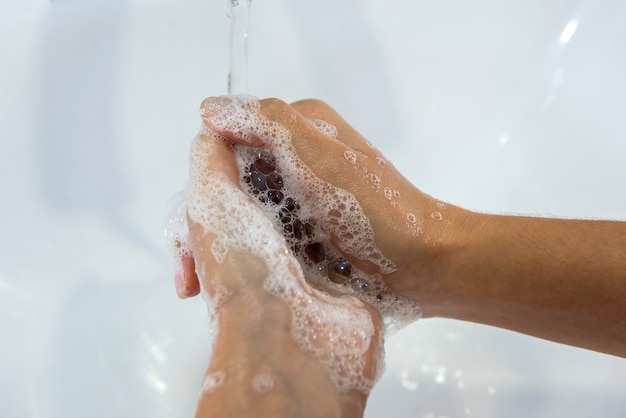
[256,98,395,199]
[199,96,421,269]
[191,130,242,187]
[259,97,356,181]
[175,255,200,298]
[199,96,393,210]
[290,99,382,158]
[186,129,276,293]
[200,97,347,183]
[200,96,385,182]
[184,131,239,296]
[199,96,265,148]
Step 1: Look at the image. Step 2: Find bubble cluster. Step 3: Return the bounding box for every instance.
[384,187,393,201]
[201,371,226,394]
[185,130,379,393]
[209,96,420,319]
[405,212,423,237]
[236,147,387,297]
[183,95,422,394]
[431,212,443,221]
[344,150,357,165]
[164,190,192,277]
[251,373,274,394]
[308,118,339,139]
[366,173,381,189]
[382,186,401,208]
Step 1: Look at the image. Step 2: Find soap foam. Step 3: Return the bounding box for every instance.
[251,373,274,394]
[203,95,421,327]
[344,150,357,165]
[201,371,226,394]
[308,118,338,139]
[186,128,379,393]
[164,190,192,277]
[205,95,397,275]
[170,95,422,394]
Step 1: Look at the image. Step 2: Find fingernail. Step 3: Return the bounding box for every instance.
[175,270,189,299]
[199,95,262,145]
[199,96,233,129]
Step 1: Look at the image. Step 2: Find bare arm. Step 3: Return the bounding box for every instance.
[176,130,382,418]
[200,95,626,358]
[173,96,625,418]
[428,212,626,357]
[195,289,370,418]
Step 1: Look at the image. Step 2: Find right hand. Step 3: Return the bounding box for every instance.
[199,96,467,315]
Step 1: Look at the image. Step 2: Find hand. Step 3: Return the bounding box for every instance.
[193,97,626,359]
[173,128,385,417]
[172,95,626,418]
[197,96,469,315]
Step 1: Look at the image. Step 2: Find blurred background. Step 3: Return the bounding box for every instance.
[1,0,625,417]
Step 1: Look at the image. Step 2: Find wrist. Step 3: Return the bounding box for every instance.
[416,208,491,319]
[196,290,369,418]
[386,196,477,318]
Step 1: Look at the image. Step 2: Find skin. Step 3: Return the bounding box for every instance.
[175,97,626,417]
[181,127,381,418]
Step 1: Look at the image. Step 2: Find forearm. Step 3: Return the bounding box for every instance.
[431,211,626,357]
[195,292,368,418]
[193,95,626,359]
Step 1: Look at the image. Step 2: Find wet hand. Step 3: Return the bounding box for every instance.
[171,127,385,411]
[199,96,464,316]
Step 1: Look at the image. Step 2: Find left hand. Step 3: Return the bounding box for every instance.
[170,123,385,413]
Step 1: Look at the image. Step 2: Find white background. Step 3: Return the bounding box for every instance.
[1,0,625,417]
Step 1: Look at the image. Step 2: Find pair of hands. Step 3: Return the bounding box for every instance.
[168,96,626,416]
[170,97,454,412]
[176,97,448,308]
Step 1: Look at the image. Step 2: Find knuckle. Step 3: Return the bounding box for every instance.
[291,98,333,117]
[261,97,291,120]
[261,97,306,130]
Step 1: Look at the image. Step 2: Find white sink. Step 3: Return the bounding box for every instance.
[1,1,624,417]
